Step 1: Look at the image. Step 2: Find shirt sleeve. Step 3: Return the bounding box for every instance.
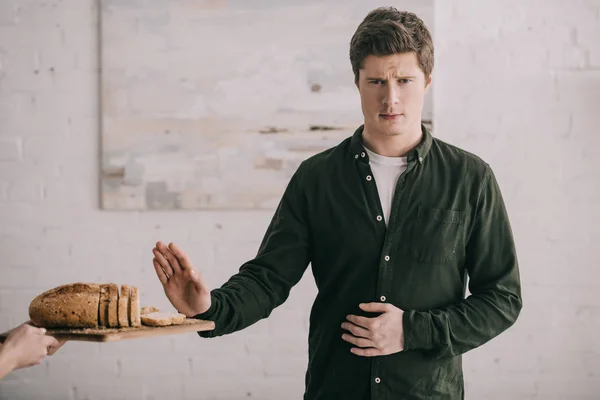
[403,166,523,358]
[195,164,312,338]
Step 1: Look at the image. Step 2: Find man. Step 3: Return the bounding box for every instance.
[0,322,61,379]
[152,7,522,399]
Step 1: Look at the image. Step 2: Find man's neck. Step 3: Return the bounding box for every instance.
[362,123,423,158]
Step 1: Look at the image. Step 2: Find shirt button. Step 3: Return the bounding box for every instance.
[355,154,359,159]
[376,215,383,222]
[366,175,372,181]
[375,377,381,384]
[380,295,386,302]
[384,255,390,261]
[418,156,423,163]
[361,152,366,158]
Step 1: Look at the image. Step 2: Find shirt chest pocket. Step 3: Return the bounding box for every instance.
[410,207,466,264]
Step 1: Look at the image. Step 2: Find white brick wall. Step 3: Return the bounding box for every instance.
[434,1,600,399]
[0,0,599,399]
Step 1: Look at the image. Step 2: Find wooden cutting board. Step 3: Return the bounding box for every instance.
[0,319,215,343]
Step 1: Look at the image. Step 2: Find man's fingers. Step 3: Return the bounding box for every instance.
[350,347,381,357]
[154,259,169,285]
[153,247,174,277]
[359,302,392,313]
[168,243,191,269]
[341,322,371,339]
[346,315,372,330]
[157,242,183,273]
[342,333,373,348]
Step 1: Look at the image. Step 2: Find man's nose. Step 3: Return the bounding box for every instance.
[382,84,400,106]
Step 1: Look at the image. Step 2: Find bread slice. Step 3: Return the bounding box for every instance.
[141,312,186,327]
[98,284,110,327]
[141,306,160,315]
[129,286,141,327]
[107,283,119,328]
[29,283,101,328]
[118,284,130,328]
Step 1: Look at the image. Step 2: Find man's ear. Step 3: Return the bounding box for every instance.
[424,73,433,92]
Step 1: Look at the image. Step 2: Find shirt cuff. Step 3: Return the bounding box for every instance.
[194,291,221,338]
[403,309,433,351]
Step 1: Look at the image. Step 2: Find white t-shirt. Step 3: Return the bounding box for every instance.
[364,147,408,225]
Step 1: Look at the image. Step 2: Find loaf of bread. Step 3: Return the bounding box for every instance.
[29,283,141,329]
[141,312,186,327]
[29,283,101,328]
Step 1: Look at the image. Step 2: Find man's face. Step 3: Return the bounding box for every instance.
[356,52,432,137]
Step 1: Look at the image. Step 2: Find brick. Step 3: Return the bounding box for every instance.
[0,379,73,400]
[118,356,191,378]
[141,380,185,400]
[6,181,43,202]
[240,377,305,400]
[103,336,174,357]
[190,354,264,378]
[171,330,246,356]
[263,355,307,378]
[0,181,6,201]
[73,380,143,400]
[21,136,71,163]
[47,356,119,379]
[42,181,90,206]
[0,138,21,160]
[183,378,265,400]
[56,341,103,358]
[0,232,71,267]
[69,241,146,274]
[5,360,49,380]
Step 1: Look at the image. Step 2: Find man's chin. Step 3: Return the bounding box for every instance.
[380,121,406,136]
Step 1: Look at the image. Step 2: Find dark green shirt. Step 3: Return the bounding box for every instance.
[196,124,522,400]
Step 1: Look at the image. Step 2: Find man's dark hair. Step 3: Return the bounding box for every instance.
[350,7,434,85]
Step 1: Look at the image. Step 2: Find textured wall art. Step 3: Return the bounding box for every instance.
[100,0,434,209]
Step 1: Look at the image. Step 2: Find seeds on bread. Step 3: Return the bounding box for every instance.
[29,283,101,328]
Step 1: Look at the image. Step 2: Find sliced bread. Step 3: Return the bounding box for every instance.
[141,306,160,315]
[129,286,141,327]
[98,284,110,327]
[118,284,130,328]
[107,283,119,328]
[141,312,186,327]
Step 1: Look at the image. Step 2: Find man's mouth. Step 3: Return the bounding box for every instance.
[379,113,402,120]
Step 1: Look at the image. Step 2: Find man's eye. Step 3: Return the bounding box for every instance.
[399,79,412,84]
[369,80,384,85]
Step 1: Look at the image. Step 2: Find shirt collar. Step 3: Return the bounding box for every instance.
[349,123,433,164]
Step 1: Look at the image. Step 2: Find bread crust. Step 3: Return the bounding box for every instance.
[28,283,101,328]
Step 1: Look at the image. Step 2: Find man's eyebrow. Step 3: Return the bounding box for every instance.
[365,76,417,80]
